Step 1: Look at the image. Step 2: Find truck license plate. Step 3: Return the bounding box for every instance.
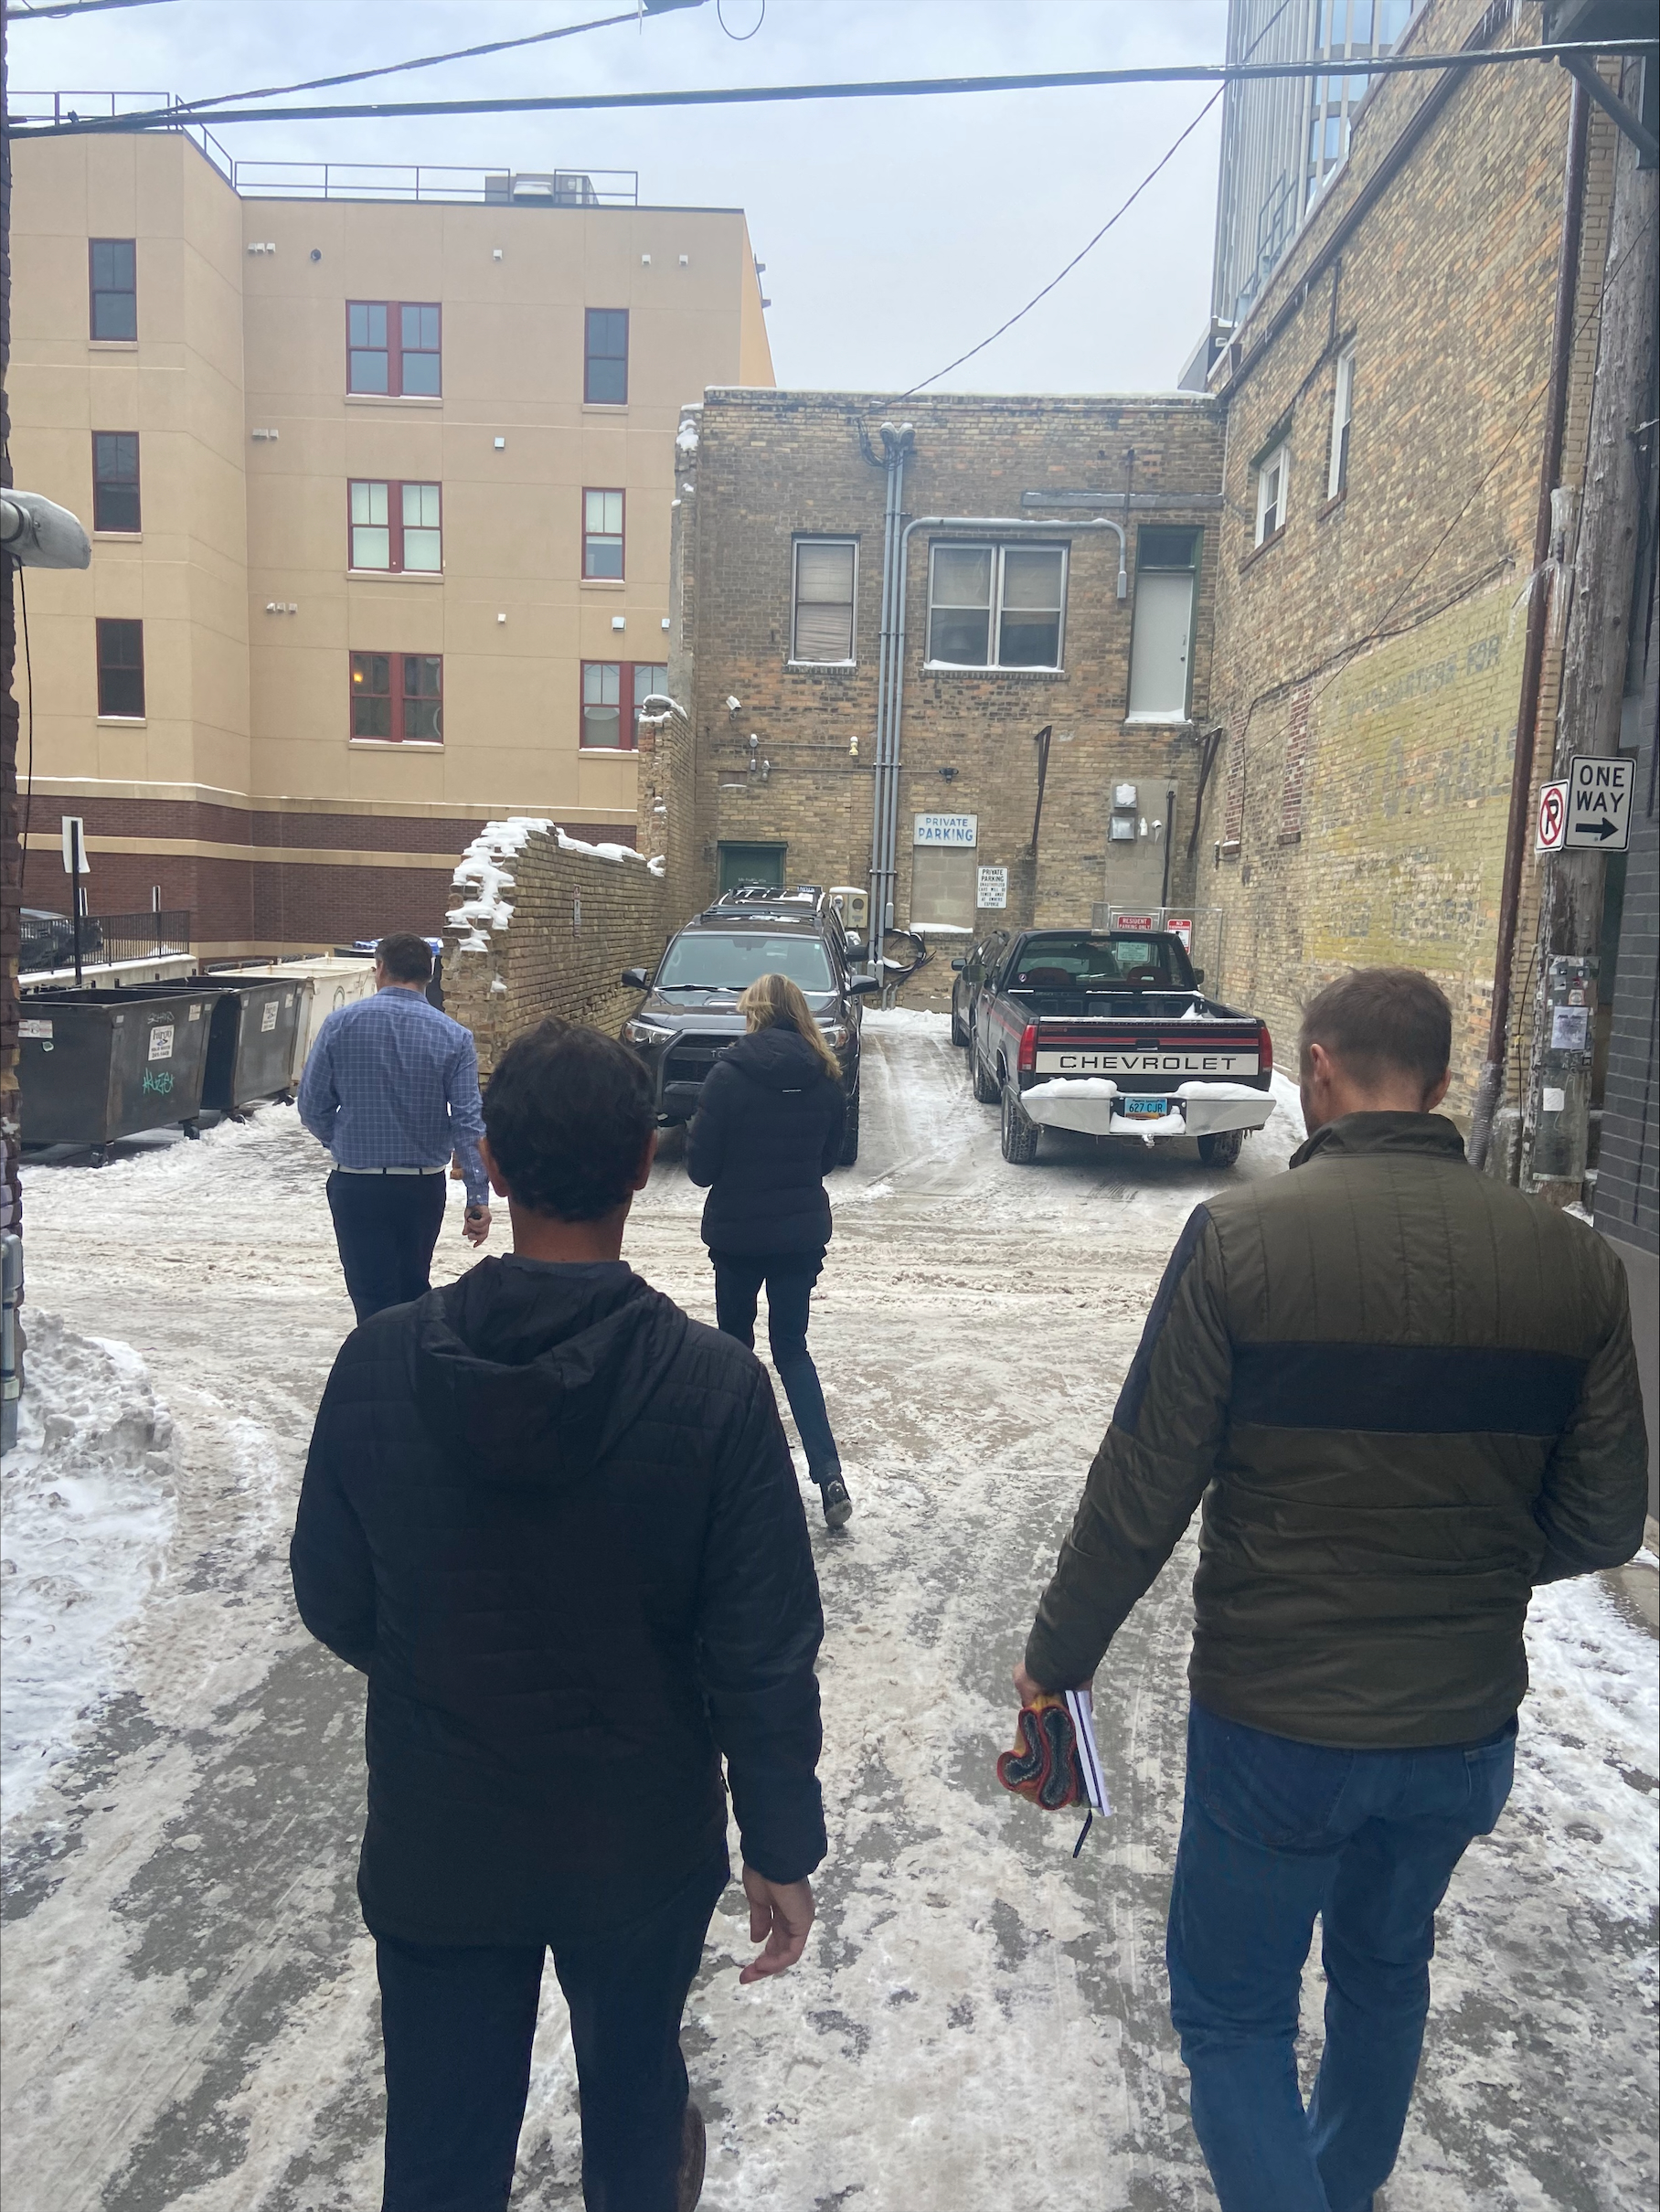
[1123,1096,1169,1119]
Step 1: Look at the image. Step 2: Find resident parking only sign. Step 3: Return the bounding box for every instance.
[1564,755,1633,851]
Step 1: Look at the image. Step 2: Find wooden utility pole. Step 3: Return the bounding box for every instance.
[1524,57,1660,1202]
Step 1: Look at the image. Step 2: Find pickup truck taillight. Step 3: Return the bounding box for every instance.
[1257,1022,1274,1078]
[1017,1022,1038,1076]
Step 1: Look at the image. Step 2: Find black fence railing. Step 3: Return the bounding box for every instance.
[20,909,192,973]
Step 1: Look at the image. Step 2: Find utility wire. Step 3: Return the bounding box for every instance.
[169,11,641,116]
[14,42,1655,135]
[900,0,1300,400]
[11,0,177,15]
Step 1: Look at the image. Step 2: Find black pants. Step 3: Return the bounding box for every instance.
[711,1249,840,1477]
[326,1171,448,1324]
[376,1849,729,2212]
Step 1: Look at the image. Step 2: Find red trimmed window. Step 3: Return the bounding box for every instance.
[580,661,667,750]
[90,239,136,340]
[346,302,442,396]
[584,308,628,404]
[92,432,142,532]
[348,480,442,571]
[582,488,625,579]
[96,618,145,717]
[351,652,442,742]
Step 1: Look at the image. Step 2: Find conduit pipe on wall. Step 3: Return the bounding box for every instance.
[869,510,1129,958]
[868,421,913,964]
[1469,72,1591,1172]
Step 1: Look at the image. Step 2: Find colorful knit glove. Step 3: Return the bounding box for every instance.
[996,1691,1109,1855]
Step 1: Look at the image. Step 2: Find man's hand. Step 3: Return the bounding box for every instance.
[739,1865,814,1984]
[1013,1661,1092,1708]
[462,1204,492,1248]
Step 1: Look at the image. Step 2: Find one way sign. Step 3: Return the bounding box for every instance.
[1564,754,1633,851]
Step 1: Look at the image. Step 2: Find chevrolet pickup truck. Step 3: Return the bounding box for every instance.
[956,926,1276,1166]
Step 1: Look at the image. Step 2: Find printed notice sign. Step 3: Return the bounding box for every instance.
[913,813,977,848]
[1165,915,1195,951]
[261,1001,280,1032]
[976,866,1008,909]
[147,1024,175,1061]
[19,1018,52,1040]
[1564,756,1632,851]
[1550,1005,1591,1053]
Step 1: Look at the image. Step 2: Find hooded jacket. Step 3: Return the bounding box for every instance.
[1025,1113,1649,1749]
[686,1019,846,1258]
[290,1255,826,1946]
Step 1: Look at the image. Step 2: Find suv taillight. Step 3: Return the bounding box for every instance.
[1017,1023,1038,1076]
[1258,1022,1274,1079]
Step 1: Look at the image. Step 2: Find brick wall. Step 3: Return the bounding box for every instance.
[673,390,1225,937]
[1195,0,1620,1114]
[441,821,672,1078]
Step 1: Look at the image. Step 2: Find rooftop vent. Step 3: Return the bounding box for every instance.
[484,170,601,208]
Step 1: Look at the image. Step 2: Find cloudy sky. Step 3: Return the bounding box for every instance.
[11,0,1230,392]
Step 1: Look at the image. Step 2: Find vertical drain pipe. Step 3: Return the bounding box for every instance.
[868,421,912,974]
[1469,74,1590,1171]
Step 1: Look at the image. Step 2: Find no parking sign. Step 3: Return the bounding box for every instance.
[1535,780,1568,854]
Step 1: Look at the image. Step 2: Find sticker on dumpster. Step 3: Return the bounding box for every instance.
[148,1024,176,1061]
[188,1004,201,1019]
[261,1002,280,1032]
[19,1018,51,1039]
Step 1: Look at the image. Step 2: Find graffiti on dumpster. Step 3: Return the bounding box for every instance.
[142,1069,176,1095]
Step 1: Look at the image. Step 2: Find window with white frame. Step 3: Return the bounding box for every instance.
[1254,442,1290,546]
[792,538,857,662]
[927,543,1067,669]
[349,480,442,572]
[1327,348,1355,501]
[583,488,624,579]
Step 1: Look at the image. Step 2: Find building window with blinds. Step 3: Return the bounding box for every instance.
[792,538,857,664]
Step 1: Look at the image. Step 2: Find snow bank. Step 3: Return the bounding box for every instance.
[448,818,659,951]
[861,1007,952,1035]
[1,1313,176,1824]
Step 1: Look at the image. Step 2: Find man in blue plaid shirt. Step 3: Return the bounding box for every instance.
[299,932,492,1323]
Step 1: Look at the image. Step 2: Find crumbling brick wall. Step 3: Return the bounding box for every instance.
[442,821,671,1079]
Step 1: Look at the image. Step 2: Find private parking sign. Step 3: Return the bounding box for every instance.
[1564,755,1633,851]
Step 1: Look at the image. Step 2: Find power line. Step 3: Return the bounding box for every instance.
[899,0,1301,396]
[900,94,1224,397]
[171,11,641,116]
[13,41,1655,136]
[11,0,177,16]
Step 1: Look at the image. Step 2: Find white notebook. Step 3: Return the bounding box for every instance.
[1064,1689,1110,1814]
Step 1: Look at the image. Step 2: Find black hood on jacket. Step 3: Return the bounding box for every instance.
[723,1020,826,1091]
[410,1256,689,1492]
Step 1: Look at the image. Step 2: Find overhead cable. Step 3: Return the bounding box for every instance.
[11,0,177,14]
[170,11,641,115]
[13,41,1655,135]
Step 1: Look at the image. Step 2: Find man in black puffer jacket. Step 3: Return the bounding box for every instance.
[686,974,851,1526]
[291,1019,825,2212]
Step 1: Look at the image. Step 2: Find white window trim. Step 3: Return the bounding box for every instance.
[926,541,1069,672]
[1327,348,1356,501]
[791,537,858,665]
[1254,443,1290,547]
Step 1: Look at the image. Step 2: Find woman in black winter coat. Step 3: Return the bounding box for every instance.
[686,971,853,1527]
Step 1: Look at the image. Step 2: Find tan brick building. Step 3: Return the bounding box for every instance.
[1190,0,1625,1114]
[668,391,1225,952]
[9,122,771,954]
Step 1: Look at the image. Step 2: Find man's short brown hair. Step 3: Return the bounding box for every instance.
[1300,967,1452,1090]
[376,931,434,985]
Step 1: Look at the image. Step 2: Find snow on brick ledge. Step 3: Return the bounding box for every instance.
[447,819,663,954]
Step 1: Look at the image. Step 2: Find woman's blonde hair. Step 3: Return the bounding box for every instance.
[737,971,843,1083]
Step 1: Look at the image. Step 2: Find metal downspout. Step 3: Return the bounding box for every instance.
[1469,74,1591,1171]
[868,422,911,971]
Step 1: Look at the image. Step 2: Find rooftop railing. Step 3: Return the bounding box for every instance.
[9,92,638,207]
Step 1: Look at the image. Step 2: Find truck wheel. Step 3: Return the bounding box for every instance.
[1198,1129,1245,1168]
[839,1090,861,1166]
[950,996,969,1048]
[1000,1078,1040,1164]
[972,1038,1000,1104]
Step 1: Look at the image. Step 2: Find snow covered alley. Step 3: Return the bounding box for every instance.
[3,1009,1655,2212]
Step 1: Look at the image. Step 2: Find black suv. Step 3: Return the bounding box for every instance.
[621,888,878,1163]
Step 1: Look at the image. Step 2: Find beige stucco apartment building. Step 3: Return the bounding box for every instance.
[11,125,772,952]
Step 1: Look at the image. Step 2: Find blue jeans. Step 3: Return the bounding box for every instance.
[711,1250,840,1477]
[1166,1699,1516,2212]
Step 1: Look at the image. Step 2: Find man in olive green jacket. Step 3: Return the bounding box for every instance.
[1017,967,1647,2212]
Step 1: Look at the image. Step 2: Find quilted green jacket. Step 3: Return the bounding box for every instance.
[1025,1112,1649,1747]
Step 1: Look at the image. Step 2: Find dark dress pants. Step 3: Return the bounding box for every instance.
[711,1249,840,1475]
[376,1848,729,2212]
[326,1170,448,1324]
